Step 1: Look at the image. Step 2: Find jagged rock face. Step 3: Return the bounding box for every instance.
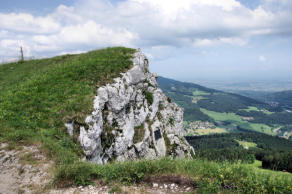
[66,50,195,164]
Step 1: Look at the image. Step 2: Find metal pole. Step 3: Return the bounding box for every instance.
[20,46,24,62]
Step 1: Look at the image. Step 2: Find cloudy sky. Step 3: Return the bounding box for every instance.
[1,0,292,82]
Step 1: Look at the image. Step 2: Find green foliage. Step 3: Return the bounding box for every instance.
[163,132,172,154]
[144,67,149,73]
[186,133,292,173]
[54,161,95,186]
[257,150,292,173]
[196,148,255,164]
[255,90,292,110]
[144,80,154,87]
[143,90,153,105]
[186,133,292,152]
[158,103,164,111]
[169,117,174,126]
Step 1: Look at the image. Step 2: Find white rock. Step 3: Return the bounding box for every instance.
[65,120,74,136]
[65,49,194,163]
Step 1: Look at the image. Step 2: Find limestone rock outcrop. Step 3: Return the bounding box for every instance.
[66,49,194,164]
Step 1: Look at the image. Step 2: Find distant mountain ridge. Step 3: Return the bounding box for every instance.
[262,90,292,110]
[234,90,292,110]
[157,76,292,139]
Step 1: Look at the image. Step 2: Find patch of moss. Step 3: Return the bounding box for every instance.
[163,132,179,155]
[159,103,164,111]
[101,125,115,150]
[157,111,163,121]
[133,124,145,144]
[169,117,174,126]
[163,132,172,154]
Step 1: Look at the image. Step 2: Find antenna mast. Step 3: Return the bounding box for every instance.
[20,46,24,62]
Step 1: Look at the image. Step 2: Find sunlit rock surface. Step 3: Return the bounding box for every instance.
[66,49,194,164]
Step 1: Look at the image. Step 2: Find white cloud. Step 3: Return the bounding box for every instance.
[259,55,267,62]
[0,0,292,61]
[193,37,247,47]
[59,50,86,55]
[0,13,60,33]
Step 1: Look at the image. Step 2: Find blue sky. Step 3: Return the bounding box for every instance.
[0,0,291,83]
[0,0,72,14]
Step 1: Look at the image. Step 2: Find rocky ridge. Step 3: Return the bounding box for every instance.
[66,49,194,164]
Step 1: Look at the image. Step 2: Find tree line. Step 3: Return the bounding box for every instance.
[186,133,292,172]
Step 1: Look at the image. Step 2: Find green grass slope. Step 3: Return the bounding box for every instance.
[1,48,292,193]
[56,157,292,193]
[0,47,135,163]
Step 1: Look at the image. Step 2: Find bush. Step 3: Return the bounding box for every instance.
[143,91,154,105]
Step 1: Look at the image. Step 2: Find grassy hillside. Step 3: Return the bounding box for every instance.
[0,47,135,163]
[158,76,292,137]
[1,48,292,193]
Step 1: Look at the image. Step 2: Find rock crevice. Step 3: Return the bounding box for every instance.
[66,49,194,164]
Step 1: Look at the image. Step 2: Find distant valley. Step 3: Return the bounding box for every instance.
[192,79,292,92]
[158,77,292,140]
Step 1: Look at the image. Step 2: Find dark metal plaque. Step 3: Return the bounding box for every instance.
[154,129,162,140]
